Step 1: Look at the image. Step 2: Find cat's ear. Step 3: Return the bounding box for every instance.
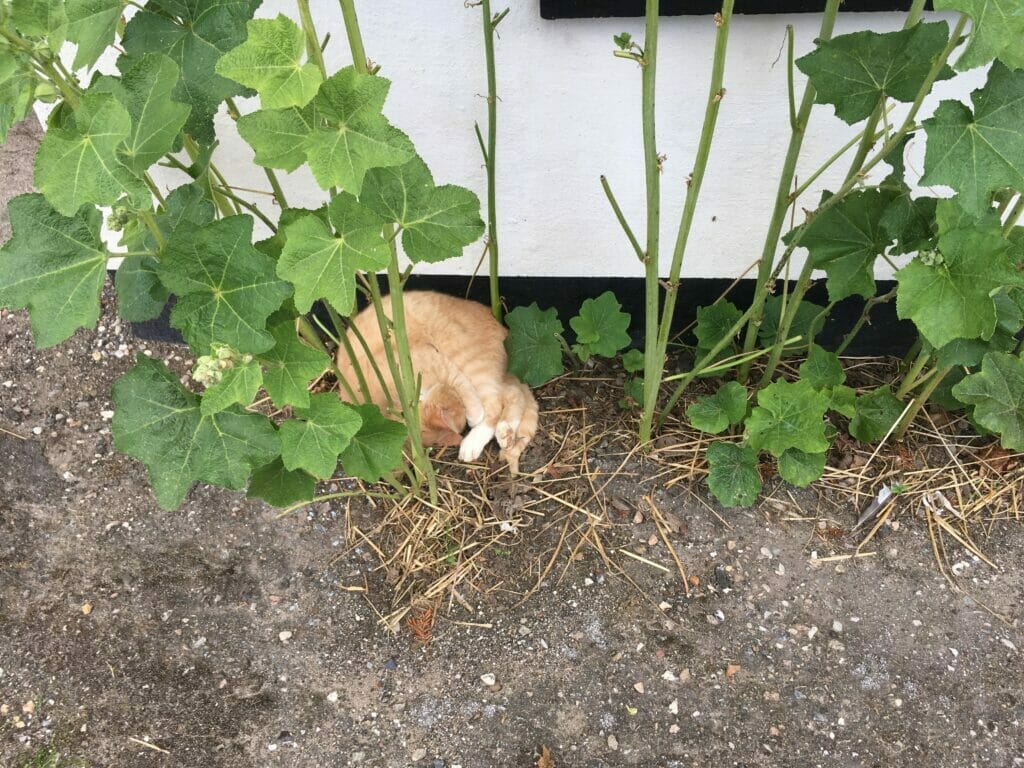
[439,407,463,436]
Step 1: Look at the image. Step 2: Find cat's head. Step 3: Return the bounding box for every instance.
[420,384,467,447]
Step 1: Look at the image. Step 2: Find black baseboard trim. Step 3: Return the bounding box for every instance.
[540,0,931,18]
[118,272,917,357]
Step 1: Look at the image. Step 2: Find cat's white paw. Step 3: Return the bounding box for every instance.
[459,424,495,462]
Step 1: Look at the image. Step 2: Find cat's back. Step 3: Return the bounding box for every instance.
[400,292,507,359]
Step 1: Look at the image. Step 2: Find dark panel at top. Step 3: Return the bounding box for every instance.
[541,0,930,18]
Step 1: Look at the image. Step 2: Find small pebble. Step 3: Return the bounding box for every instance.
[326,691,339,703]
[410,748,427,761]
[278,630,293,643]
[832,620,843,634]
[480,673,496,687]
[607,734,619,750]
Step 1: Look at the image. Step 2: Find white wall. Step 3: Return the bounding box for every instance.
[145,3,984,278]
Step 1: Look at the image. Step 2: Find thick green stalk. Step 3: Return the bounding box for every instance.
[895,346,932,398]
[640,0,735,441]
[895,365,951,440]
[479,0,504,321]
[638,0,661,446]
[600,175,645,262]
[737,0,841,381]
[834,286,896,355]
[297,0,328,75]
[338,0,437,501]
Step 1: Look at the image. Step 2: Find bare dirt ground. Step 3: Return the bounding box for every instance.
[2,119,1024,768]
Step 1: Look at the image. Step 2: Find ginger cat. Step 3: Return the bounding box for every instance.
[334,291,539,473]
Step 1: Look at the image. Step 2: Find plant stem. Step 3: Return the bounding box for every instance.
[139,210,166,250]
[737,0,841,382]
[785,24,796,130]
[479,0,504,321]
[895,365,951,440]
[180,135,235,219]
[600,174,645,262]
[790,119,888,201]
[338,0,368,70]
[337,0,436,502]
[1003,194,1024,235]
[297,0,329,75]
[834,286,896,355]
[638,0,661,447]
[895,346,932,398]
[641,0,736,443]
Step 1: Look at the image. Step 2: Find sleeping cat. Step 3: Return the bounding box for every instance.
[334,291,539,473]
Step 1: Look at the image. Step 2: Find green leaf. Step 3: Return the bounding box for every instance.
[120,0,259,143]
[569,291,631,359]
[504,303,565,387]
[686,381,748,435]
[216,14,323,110]
[303,67,414,194]
[694,301,742,351]
[199,357,263,415]
[849,387,905,443]
[34,91,150,216]
[828,384,858,418]
[777,448,827,487]
[785,189,896,302]
[112,355,280,509]
[951,352,1024,450]
[931,290,1023,366]
[0,194,108,347]
[66,0,123,70]
[90,53,191,175]
[0,48,36,143]
[115,258,167,323]
[157,215,292,354]
[921,62,1024,218]
[622,348,645,373]
[247,457,316,508]
[237,105,316,171]
[279,393,363,479]
[258,312,329,409]
[706,442,762,507]
[361,156,485,263]
[758,296,825,353]
[935,0,1024,70]
[799,345,845,390]
[276,192,389,315]
[337,402,407,482]
[116,184,216,322]
[795,22,954,124]
[621,376,644,408]
[895,207,1021,348]
[12,0,67,51]
[745,379,831,457]
[880,193,937,255]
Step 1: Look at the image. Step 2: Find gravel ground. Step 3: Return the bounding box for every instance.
[2,119,1024,768]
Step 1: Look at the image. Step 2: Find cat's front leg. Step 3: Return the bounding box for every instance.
[459,423,495,462]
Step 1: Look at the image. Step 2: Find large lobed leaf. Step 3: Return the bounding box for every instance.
[569,291,631,360]
[361,156,485,264]
[895,201,1023,348]
[952,352,1024,450]
[258,310,330,409]
[276,191,390,315]
[215,14,323,110]
[935,0,1024,71]
[280,393,363,479]
[34,91,150,216]
[0,194,108,347]
[686,381,748,435]
[504,303,565,387]
[337,403,407,482]
[796,22,953,124]
[706,442,762,507]
[0,47,36,143]
[66,0,124,70]
[120,0,259,143]
[156,215,292,354]
[786,189,897,302]
[90,53,191,175]
[112,354,280,509]
[744,379,831,457]
[922,62,1024,217]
